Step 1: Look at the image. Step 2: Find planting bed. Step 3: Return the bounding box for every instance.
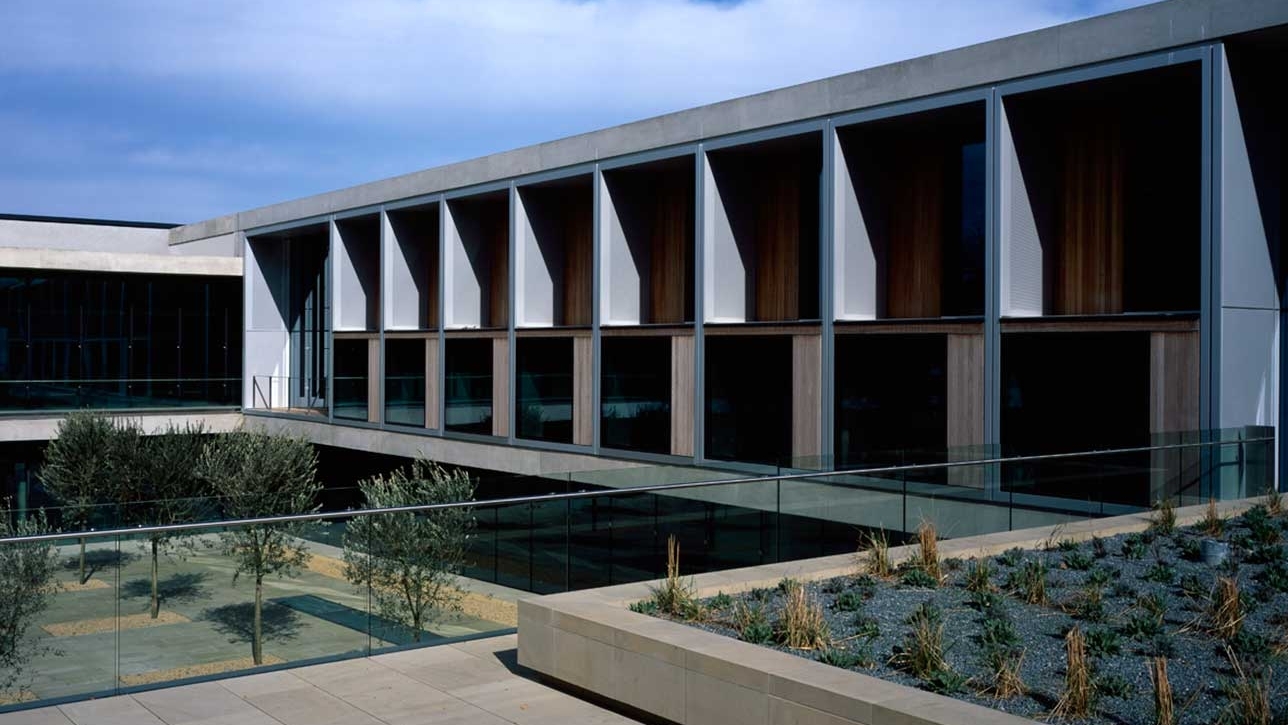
[640,502,1288,725]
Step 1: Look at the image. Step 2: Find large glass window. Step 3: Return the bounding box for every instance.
[0,269,241,411]
[835,334,946,468]
[516,338,573,444]
[384,338,426,427]
[444,338,493,435]
[705,336,791,465]
[332,338,370,422]
[601,337,670,454]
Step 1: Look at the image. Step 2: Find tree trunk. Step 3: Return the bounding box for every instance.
[253,575,263,665]
[413,610,422,643]
[79,538,87,585]
[150,538,160,619]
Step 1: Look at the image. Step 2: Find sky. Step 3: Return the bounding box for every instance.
[0,0,1155,224]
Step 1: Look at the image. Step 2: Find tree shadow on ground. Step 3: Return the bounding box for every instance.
[63,549,139,579]
[201,602,303,645]
[120,571,212,604]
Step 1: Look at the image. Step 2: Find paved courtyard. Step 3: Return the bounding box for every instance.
[0,634,643,725]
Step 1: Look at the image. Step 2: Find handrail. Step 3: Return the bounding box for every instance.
[0,435,1272,545]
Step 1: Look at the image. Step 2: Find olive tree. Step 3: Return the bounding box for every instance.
[197,430,319,664]
[0,504,59,694]
[120,423,211,618]
[342,459,474,642]
[40,412,131,583]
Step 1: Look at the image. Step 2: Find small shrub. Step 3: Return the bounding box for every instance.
[733,601,772,644]
[1144,633,1177,659]
[1231,630,1274,668]
[1138,592,1168,621]
[1085,627,1123,657]
[1143,561,1177,585]
[1267,486,1284,517]
[1180,572,1208,601]
[817,645,872,670]
[1123,533,1149,560]
[778,584,830,650]
[890,602,947,680]
[851,574,878,599]
[863,529,893,579]
[629,599,659,615]
[1255,560,1288,597]
[1244,506,1281,548]
[1097,672,1135,700]
[901,568,939,589]
[965,558,994,594]
[969,589,1004,612]
[748,587,773,603]
[1092,536,1109,559]
[1052,626,1093,720]
[709,592,733,610]
[653,536,702,618]
[1248,545,1288,567]
[834,589,866,613]
[924,667,969,695]
[943,557,964,572]
[1057,538,1081,552]
[980,615,1021,652]
[1202,498,1226,538]
[1124,613,1165,641]
[915,520,942,581]
[1086,567,1116,587]
[853,614,880,641]
[1151,497,1177,535]
[1149,657,1174,725]
[1178,537,1203,562]
[1063,550,1095,571]
[1006,559,1048,605]
[1110,581,1138,599]
[777,577,801,594]
[1065,585,1107,623]
[997,547,1025,567]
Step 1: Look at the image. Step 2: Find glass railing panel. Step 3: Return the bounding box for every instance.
[567,495,612,590]
[492,502,535,592]
[9,532,123,705]
[529,497,568,594]
[0,378,239,413]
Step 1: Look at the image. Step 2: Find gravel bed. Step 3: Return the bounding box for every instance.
[647,504,1288,725]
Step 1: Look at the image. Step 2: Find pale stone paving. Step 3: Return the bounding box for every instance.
[0,635,643,725]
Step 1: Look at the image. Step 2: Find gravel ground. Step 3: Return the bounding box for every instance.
[654,505,1288,725]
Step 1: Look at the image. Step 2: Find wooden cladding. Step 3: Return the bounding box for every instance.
[671,335,695,457]
[946,333,984,450]
[755,157,805,322]
[486,207,509,329]
[791,334,822,459]
[1149,330,1199,434]
[491,336,509,437]
[563,193,593,326]
[573,336,593,445]
[1055,118,1125,315]
[885,145,945,318]
[650,173,692,324]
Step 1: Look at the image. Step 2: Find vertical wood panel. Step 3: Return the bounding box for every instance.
[1056,119,1124,315]
[1149,331,1200,434]
[756,159,801,322]
[572,336,593,445]
[886,146,944,318]
[947,333,984,488]
[426,219,440,329]
[488,203,510,328]
[367,338,380,424]
[791,334,821,460]
[425,338,440,429]
[670,335,695,457]
[492,336,509,437]
[563,192,593,326]
[650,172,691,324]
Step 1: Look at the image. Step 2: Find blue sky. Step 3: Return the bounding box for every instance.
[0,0,1153,224]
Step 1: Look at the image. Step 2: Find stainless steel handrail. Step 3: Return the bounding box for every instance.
[0,435,1272,545]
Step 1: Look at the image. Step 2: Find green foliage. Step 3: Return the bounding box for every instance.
[629,599,658,615]
[996,548,1025,567]
[1178,537,1203,562]
[817,645,873,669]
[1143,561,1177,585]
[1142,633,1176,659]
[1254,560,1288,597]
[734,601,772,644]
[0,506,59,693]
[979,615,1021,652]
[1066,585,1107,623]
[900,568,939,589]
[891,602,956,688]
[1122,613,1165,641]
[965,558,994,594]
[709,592,734,610]
[1091,536,1109,559]
[342,458,475,642]
[1084,627,1122,657]
[1181,573,1208,601]
[942,557,964,572]
[1229,630,1274,668]
[1005,559,1048,605]
[1138,592,1167,620]
[969,589,1004,612]
[1109,581,1138,599]
[853,614,880,641]
[1063,550,1095,571]
[923,667,969,695]
[196,430,321,665]
[1247,544,1288,566]
[1056,539,1081,552]
[1122,534,1149,560]
[1151,497,1177,535]
[1095,673,1134,700]
[833,589,866,612]
[1085,567,1115,587]
[748,587,773,603]
[777,577,801,594]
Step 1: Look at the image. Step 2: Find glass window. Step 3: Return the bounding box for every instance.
[516,338,573,444]
[444,338,493,435]
[705,336,790,465]
[332,338,370,422]
[385,338,426,427]
[601,337,670,454]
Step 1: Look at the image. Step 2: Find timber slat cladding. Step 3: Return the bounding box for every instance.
[1149,330,1199,434]
[562,189,593,327]
[573,336,593,445]
[886,143,945,319]
[649,170,692,325]
[492,336,509,437]
[755,157,802,322]
[791,334,822,459]
[425,339,440,429]
[487,201,509,328]
[1056,117,1125,315]
[670,335,695,457]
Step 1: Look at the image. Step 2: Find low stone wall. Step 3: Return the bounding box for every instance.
[517,498,1258,725]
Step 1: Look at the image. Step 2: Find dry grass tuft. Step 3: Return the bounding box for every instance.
[1220,646,1275,725]
[654,535,702,619]
[915,520,942,581]
[1151,496,1177,535]
[1052,626,1093,720]
[890,602,947,681]
[1202,498,1226,537]
[863,529,893,579]
[778,584,830,650]
[1150,657,1174,725]
[1267,486,1284,517]
[983,649,1027,700]
[1210,577,1245,640]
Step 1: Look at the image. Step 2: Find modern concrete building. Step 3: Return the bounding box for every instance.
[3,0,1286,510]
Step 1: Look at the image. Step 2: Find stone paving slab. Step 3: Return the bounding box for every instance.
[0,635,642,725]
